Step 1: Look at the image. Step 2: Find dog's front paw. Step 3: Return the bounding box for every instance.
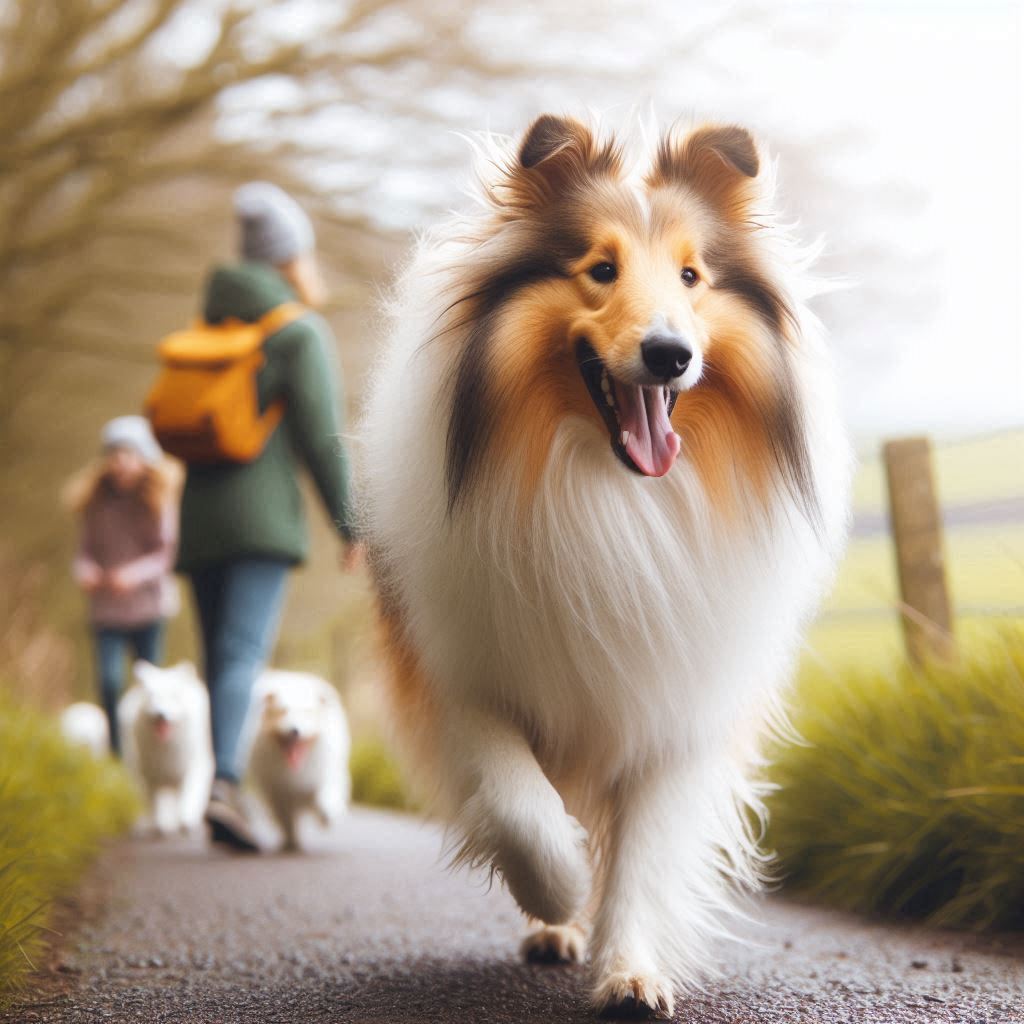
[593,971,674,1020]
[520,923,586,965]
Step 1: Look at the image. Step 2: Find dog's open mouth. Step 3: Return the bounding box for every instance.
[278,734,311,772]
[576,340,681,477]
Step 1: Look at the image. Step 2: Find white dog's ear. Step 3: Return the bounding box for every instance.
[175,660,199,679]
[133,660,157,685]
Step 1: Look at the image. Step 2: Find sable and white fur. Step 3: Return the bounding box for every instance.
[240,670,350,851]
[60,702,110,759]
[119,661,214,836]
[359,114,852,1018]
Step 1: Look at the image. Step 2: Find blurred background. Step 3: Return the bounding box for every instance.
[0,0,1020,717]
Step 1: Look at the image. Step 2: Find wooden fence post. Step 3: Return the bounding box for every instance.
[882,436,956,664]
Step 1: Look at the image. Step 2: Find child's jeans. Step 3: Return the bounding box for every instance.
[94,620,166,755]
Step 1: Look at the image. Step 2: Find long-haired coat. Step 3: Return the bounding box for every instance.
[359,114,851,1019]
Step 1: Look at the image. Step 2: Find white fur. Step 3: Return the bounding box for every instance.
[60,702,110,759]
[239,670,350,851]
[118,661,214,837]
[358,119,853,1013]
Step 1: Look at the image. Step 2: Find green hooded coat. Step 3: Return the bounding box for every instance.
[176,262,354,572]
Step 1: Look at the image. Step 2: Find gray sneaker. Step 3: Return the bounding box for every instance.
[206,779,261,853]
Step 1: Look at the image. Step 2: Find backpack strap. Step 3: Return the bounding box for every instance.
[246,302,306,450]
[258,301,306,338]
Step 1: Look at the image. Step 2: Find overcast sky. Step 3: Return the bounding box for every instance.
[219,0,1022,442]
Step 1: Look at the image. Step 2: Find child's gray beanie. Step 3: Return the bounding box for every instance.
[234,182,315,266]
[102,416,162,465]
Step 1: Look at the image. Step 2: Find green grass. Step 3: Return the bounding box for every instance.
[767,627,1024,929]
[350,737,410,811]
[0,694,137,1005]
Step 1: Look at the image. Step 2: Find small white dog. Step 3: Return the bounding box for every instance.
[240,670,350,851]
[118,661,214,837]
[59,702,110,758]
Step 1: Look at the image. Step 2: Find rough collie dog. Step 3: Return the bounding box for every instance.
[119,661,214,837]
[239,670,350,851]
[60,702,110,759]
[359,114,851,1018]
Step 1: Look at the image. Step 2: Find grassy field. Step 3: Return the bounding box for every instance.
[0,694,137,1005]
[808,429,1024,666]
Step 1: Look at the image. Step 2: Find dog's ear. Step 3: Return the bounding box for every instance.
[508,115,620,205]
[649,124,759,209]
[133,660,157,686]
[176,660,199,680]
[519,115,590,170]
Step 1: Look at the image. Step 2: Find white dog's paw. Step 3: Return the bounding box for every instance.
[592,970,674,1020]
[520,923,587,965]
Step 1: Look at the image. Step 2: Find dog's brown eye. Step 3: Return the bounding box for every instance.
[681,267,699,287]
[589,262,617,284]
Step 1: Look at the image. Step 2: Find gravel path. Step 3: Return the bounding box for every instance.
[6,807,1023,1023]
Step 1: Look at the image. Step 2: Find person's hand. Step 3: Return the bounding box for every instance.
[78,563,104,593]
[339,542,364,573]
[105,568,133,595]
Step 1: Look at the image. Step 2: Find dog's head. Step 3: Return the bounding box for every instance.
[132,661,199,743]
[258,678,333,772]
[442,114,816,520]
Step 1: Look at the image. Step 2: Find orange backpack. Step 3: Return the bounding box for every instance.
[145,302,305,464]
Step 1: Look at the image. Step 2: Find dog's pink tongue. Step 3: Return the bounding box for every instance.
[617,384,680,477]
[284,739,309,772]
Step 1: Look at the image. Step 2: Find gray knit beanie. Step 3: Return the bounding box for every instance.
[234,182,315,266]
[102,416,162,465]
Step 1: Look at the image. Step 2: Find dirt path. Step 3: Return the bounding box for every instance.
[6,807,1023,1023]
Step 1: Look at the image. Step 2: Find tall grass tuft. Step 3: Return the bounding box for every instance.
[0,692,137,1005]
[767,626,1024,929]
[350,737,410,810]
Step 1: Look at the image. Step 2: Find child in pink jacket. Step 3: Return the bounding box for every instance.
[70,417,179,754]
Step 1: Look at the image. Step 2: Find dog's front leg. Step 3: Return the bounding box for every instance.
[591,758,734,1020]
[444,705,591,927]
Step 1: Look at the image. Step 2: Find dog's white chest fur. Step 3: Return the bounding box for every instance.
[363,307,848,781]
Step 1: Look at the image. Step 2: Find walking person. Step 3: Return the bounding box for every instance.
[168,183,358,851]
[68,416,180,754]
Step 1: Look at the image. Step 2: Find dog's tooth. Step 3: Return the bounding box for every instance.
[620,430,630,446]
[605,393,614,407]
[601,375,611,394]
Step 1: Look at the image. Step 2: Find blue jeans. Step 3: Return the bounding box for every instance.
[189,558,290,782]
[94,621,166,756]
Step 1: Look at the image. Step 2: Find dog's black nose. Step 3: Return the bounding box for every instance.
[641,333,692,380]
[287,727,300,741]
